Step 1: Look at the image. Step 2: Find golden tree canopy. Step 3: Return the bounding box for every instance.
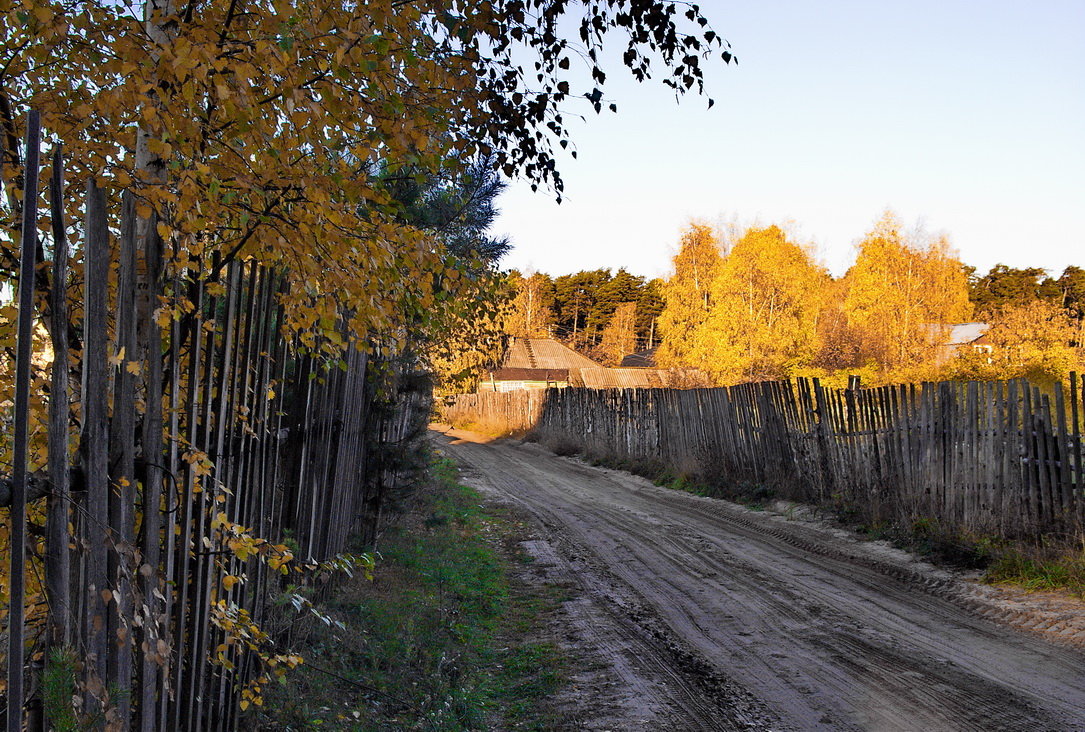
[697,225,828,383]
[657,223,722,368]
[0,0,730,348]
[842,211,972,377]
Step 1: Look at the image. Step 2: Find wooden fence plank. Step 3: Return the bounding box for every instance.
[6,110,40,731]
[46,144,72,650]
[81,176,112,709]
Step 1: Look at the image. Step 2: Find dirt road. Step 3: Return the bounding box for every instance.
[432,426,1085,731]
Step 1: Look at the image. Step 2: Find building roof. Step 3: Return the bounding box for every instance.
[926,322,990,345]
[620,348,658,368]
[578,367,671,389]
[502,337,602,371]
[491,368,568,382]
[946,323,989,347]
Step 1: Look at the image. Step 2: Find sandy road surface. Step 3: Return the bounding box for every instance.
[432,426,1085,732]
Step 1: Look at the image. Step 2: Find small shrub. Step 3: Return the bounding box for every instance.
[43,647,79,732]
[985,541,1085,598]
[546,438,581,457]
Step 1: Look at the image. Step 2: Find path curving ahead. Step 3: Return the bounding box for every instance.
[433,426,1085,732]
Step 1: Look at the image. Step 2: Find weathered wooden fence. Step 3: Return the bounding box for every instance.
[439,388,547,435]
[442,377,1085,540]
[2,122,429,729]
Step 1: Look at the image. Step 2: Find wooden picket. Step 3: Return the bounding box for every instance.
[1,125,431,729]
[444,374,1085,542]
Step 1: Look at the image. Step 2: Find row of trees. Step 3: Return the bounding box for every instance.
[967,264,1085,319]
[504,268,665,364]
[498,212,1082,387]
[655,213,1083,385]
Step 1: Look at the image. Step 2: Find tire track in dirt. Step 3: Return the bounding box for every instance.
[434,427,1085,731]
[473,452,780,729]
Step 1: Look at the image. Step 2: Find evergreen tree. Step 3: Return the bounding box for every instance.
[552,269,612,346]
[968,264,1058,317]
[635,278,666,349]
[587,268,646,334]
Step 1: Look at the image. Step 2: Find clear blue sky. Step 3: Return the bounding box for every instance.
[494,1,1085,280]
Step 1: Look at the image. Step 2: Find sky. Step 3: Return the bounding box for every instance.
[493,1,1085,281]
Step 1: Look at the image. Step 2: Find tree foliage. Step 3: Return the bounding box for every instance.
[948,300,1081,384]
[840,212,971,378]
[656,223,721,368]
[505,270,555,338]
[651,214,992,386]
[598,300,637,365]
[0,0,730,348]
[696,225,828,382]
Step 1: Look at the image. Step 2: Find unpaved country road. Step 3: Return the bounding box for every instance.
[432,426,1085,732]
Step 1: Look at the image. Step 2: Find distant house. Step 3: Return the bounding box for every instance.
[481,338,602,392]
[481,367,569,392]
[482,338,709,392]
[926,322,992,364]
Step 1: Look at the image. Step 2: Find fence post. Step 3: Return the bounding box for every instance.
[6,108,40,732]
[46,144,73,650]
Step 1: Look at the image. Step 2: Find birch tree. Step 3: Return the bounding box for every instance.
[505,271,555,338]
[599,301,637,365]
[841,212,972,378]
[657,223,722,368]
[697,225,828,383]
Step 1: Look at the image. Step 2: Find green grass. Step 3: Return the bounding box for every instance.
[251,454,567,730]
[983,541,1085,598]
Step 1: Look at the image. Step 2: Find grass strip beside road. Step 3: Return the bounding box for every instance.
[253,454,566,730]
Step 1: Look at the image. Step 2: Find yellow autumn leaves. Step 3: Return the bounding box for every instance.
[658,212,992,386]
[0,0,485,350]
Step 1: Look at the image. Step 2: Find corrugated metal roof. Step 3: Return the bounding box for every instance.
[492,368,568,381]
[578,367,670,389]
[923,322,990,345]
[502,338,602,370]
[620,348,658,368]
[947,322,990,345]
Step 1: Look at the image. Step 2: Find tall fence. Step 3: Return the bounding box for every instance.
[442,376,1085,541]
[439,388,548,436]
[2,123,429,729]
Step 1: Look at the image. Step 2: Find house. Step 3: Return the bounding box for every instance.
[481,367,569,392]
[927,322,991,364]
[481,338,710,392]
[481,338,602,392]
